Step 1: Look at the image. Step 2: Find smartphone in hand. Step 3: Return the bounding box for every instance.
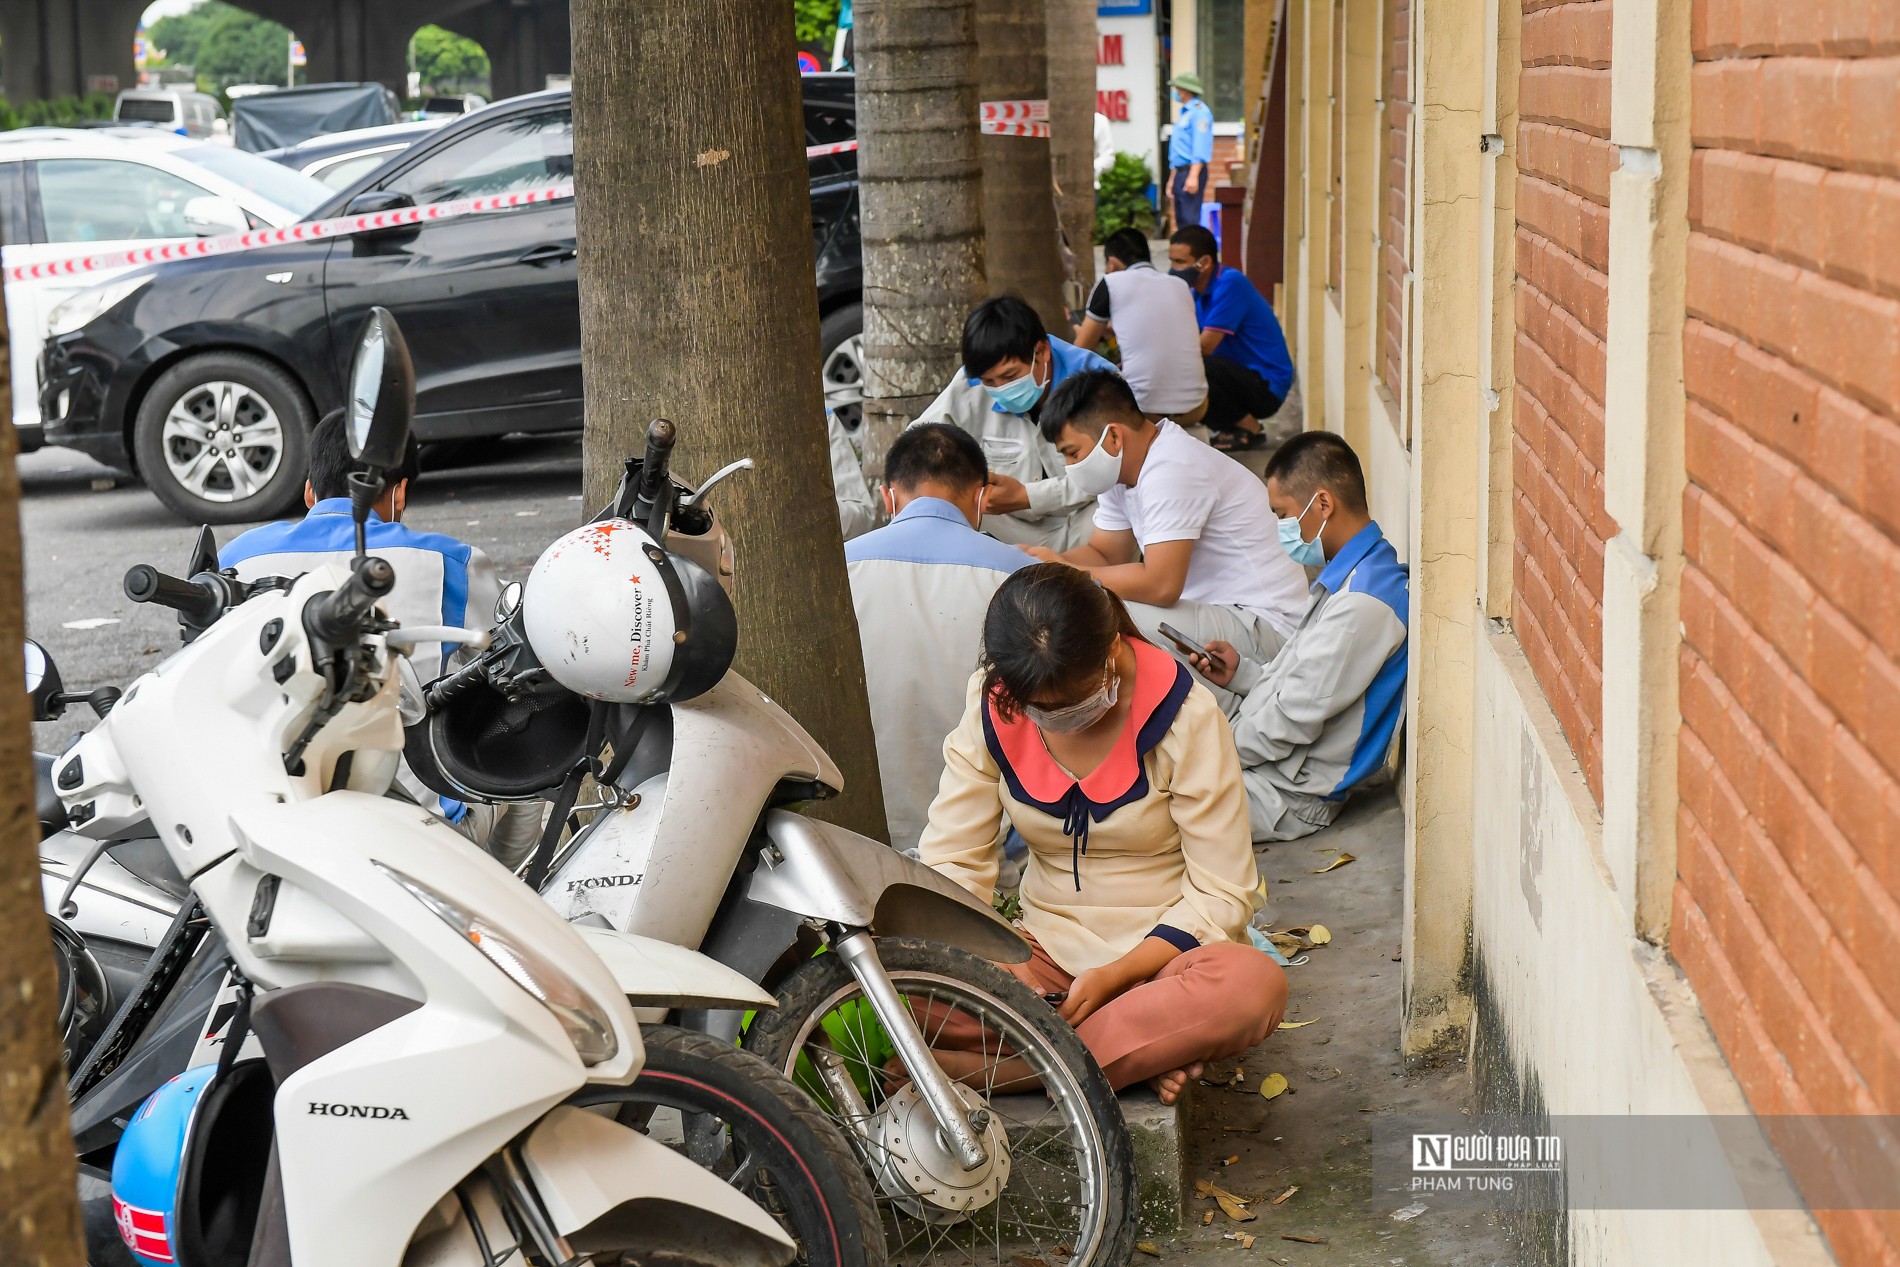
[1157,622,1211,662]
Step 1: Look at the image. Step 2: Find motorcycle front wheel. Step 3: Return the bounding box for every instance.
[569,1024,885,1267]
[744,937,1139,1267]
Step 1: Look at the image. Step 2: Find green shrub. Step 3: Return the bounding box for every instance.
[5,92,115,130]
[1093,151,1157,243]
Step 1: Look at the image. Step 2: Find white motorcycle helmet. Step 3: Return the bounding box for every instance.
[522,518,738,705]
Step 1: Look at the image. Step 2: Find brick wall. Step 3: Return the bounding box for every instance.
[1377,0,1410,397]
[1510,0,1615,801]
[1673,14,1900,1265]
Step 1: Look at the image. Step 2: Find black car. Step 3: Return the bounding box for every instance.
[40,80,864,524]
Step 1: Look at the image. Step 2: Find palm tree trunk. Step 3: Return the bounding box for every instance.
[1045,0,1099,302]
[854,0,989,480]
[0,279,84,1267]
[570,0,890,842]
[976,0,1073,338]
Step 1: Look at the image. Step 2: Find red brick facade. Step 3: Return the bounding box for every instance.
[1510,0,1615,802]
[1377,0,1410,398]
[1672,13,1900,1266]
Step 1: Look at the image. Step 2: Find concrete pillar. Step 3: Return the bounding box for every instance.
[1,0,145,101]
[1399,0,1485,1057]
[1295,0,1332,426]
[1278,0,1306,332]
[1331,0,1380,457]
[1474,0,1519,614]
[1598,0,1691,942]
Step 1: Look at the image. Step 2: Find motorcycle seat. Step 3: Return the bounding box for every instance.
[106,837,190,902]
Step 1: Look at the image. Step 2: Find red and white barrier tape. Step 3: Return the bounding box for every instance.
[5,181,576,285]
[981,120,1053,138]
[981,99,1049,123]
[805,139,859,157]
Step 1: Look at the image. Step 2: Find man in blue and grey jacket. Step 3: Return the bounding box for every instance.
[1187,431,1409,841]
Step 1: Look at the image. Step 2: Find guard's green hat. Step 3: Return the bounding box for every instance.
[1171,71,1205,96]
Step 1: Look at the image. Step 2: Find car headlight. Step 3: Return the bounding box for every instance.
[46,275,151,337]
[377,864,619,1065]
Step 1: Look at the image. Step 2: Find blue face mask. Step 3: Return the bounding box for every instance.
[1278,491,1328,567]
[984,362,1046,415]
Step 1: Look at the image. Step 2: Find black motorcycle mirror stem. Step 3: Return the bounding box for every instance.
[342,305,416,563]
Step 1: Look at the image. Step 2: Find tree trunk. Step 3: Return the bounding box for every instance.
[1045,0,1098,303]
[0,265,84,1267]
[976,0,1073,338]
[853,0,990,478]
[570,0,890,842]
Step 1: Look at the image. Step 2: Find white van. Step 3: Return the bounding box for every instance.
[114,89,226,139]
[0,129,329,451]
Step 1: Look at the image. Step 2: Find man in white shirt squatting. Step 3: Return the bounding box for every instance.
[1072,228,1210,425]
[1026,369,1309,674]
[846,423,1031,855]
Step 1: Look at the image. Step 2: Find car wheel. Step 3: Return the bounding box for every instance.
[820,303,865,432]
[133,352,312,525]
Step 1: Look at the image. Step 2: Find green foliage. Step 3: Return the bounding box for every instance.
[197,8,294,90]
[410,25,490,93]
[1093,151,1158,243]
[1,92,115,130]
[146,1,246,71]
[793,0,842,45]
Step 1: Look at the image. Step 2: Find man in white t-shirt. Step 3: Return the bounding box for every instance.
[1024,369,1309,670]
[1072,228,1209,423]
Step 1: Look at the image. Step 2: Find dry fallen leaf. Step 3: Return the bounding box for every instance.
[1136,1242,1161,1257]
[1281,1234,1327,1245]
[1238,1233,1257,1249]
[1258,1072,1289,1100]
[1278,1019,1320,1030]
[1307,924,1332,944]
[1271,1185,1300,1206]
[1314,853,1356,873]
[1215,1192,1257,1223]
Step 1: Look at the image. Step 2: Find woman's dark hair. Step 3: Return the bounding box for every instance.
[981,563,1143,720]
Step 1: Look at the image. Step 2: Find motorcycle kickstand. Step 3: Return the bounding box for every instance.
[830,929,991,1172]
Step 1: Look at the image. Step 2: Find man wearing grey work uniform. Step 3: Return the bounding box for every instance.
[912,296,1117,552]
[1188,432,1410,841]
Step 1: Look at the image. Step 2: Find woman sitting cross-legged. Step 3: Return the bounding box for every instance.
[916,562,1287,1104]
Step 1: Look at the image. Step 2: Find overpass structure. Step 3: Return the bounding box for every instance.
[3,0,570,107]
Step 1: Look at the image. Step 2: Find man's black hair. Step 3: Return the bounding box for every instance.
[1103,228,1151,267]
[307,408,422,501]
[885,422,988,493]
[1170,224,1219,264]
[1039,369,1145,443]
[960,296,1048,379]
[1264,429,1369,514]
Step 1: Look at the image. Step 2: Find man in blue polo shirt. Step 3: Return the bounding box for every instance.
[913,295,1118,551]
[1169,223,1297,452]
[1186,432,1409,841]
[1168,72,1215,233]
[846,423,1029,853]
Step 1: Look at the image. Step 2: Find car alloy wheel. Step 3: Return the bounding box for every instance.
[823,333,865,432]
[160,380,286,504]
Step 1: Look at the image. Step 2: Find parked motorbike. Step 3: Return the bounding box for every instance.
[407,419,1141,1267]
[34,309,865,1267]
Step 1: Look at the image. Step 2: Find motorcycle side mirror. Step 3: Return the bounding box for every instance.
[495,580,523,623]
[25,639,65,721]
[343,306,415,557]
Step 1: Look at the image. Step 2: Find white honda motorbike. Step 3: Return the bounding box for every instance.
[39,308,801,1267]
[407,422,1140,1267]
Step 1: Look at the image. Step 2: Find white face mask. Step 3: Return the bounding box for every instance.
[1067,428,1123,498]
[1024,658,1121,734]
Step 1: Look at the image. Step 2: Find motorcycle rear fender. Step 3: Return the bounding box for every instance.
[572,925,777,1011]
[521,1105,793,1267]
[747,810,1029,964]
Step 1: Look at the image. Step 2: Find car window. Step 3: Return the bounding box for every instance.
[116,96,177,126]
[175,144,331,219]
[312,149,403,191]
[0,162,27,246]
[36,158,215,243]
[385,107,573,204]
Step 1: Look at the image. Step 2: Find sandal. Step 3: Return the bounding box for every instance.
[1211,428,1267,452]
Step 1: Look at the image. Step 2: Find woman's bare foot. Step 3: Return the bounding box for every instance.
[1149,1062,1204,1105]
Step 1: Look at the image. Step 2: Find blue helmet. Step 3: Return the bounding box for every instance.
[111,1065,218,1266]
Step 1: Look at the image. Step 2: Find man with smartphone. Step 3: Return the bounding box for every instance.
[1185,432,1409,841]
[1028,370,1309,675]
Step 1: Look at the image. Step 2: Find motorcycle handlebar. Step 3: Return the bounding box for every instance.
[304,557,396,647]
[635,418,676,504]
[124,565,225,628]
